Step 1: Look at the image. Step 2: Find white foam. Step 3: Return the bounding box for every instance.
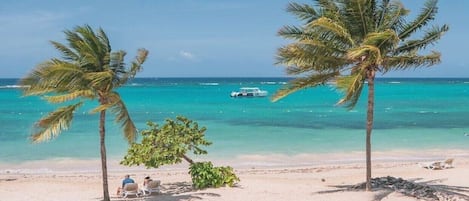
[260,82,276,85]
[199,82,219,86]
[0,85,28,89]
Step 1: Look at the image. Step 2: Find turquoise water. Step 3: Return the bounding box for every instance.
[1,78,469,163]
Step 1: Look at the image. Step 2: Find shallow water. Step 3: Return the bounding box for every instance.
[1,77,469,163]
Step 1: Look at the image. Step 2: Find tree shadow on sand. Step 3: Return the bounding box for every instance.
[110,181,221,201]
[315,176,469,201]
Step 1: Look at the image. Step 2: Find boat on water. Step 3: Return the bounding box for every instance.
[230,87,268,97]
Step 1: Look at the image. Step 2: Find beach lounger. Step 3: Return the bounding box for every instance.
[419,161,442,170]
[142,180,161,196]
[442,158,454,169]
[419,158,454,170]
[122,183,140,198]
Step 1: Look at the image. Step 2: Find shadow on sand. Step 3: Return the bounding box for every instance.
[315,177,469,201]
[110,181,221,201]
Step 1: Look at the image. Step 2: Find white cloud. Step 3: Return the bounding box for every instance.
[179,51,195,60]
[0,11,66,28]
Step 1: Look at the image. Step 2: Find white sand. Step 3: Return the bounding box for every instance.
[1,150,468,201]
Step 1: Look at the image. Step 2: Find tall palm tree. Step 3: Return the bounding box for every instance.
[20,25,148,201]
[272,0,448,191]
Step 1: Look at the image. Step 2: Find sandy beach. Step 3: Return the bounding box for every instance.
[1,150,468,201]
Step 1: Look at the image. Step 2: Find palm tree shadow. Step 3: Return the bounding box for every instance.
[111,194,203,201]
[163,182,194,194]
[149,182,221,201]
[314,184,394,201]
[315,177,469,201]
[139,194,204,201]
[110,182,222,201]
[426,181,469,199]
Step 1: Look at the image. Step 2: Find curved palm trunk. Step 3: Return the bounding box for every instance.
[365,69,375,191]
[99,110,110,201]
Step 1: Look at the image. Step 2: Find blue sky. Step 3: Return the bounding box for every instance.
[0,0,467,78]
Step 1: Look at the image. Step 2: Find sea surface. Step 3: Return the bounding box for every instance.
[1,77,469,163]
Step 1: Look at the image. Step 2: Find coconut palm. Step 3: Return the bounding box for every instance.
[273,0,448,191]
[20,25,148,201]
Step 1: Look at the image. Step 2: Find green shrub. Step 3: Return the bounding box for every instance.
[189,162,240,189]
[217,166,239,187]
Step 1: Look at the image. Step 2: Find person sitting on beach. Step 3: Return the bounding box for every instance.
[116,174,135,196]
[143,176,152,188]
[141,175,161,195]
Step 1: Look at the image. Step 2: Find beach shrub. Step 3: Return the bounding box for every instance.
[121,116,240,189]
[189,162,239,189]
[121,116,212,168]
[217,166,240,187]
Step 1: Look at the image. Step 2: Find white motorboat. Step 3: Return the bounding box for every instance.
[230,87,268,97]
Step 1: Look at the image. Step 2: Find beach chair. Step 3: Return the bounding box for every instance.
[419,161,442,170]
[122,183,140,198]
[142,180,161,196]
[442,158,454,169]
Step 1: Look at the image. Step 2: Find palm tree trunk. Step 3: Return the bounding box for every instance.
[365,69,375,191]
[99,109,110,201]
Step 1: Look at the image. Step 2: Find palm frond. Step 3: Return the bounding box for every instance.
[398,0,438,40]
[20,65,56,96]
[376,1,407,32]
[335,68,367,109]
[286,2,319,23]
[302,38,348,55]
[395,24,448,54]
[89,91,136,142]
[277,41,346,70]
[375,0,391,29]
[90,103,113,114]
[97,27,111,52]
[64,29,84,54]
[342,0,375,38]
[308,17,355,46]
[68,25,110,72]
[272,71,340,102]
[278,25,307,40]
[121,48,149,85]
[347,45,382,66]
[44,90,95,103]
[21,60,85,96]
[315,0,340,19]
[31,102,83,143]
[108,92,137,143]
[277,48,321,72]
[75,25,101,55]
[285,58,346,75]
[382,51,441,72]
[110,50,126,74]
[362,29,399,49]
[50,41,79,61]
[85,71,114,91]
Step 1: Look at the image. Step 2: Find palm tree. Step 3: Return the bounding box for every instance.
[272,0,447,191]
[20,25,148,201]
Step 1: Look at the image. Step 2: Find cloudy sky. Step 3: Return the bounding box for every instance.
[0,0,467,78]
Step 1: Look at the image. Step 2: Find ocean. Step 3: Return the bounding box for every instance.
[1,77,469,163]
